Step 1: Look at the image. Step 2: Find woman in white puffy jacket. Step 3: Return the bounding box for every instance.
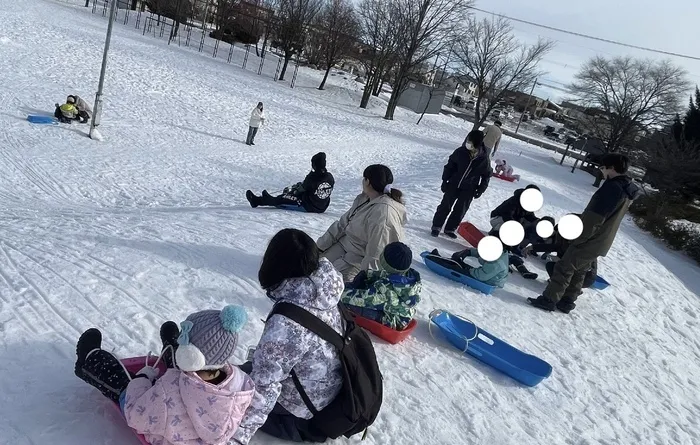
[246,102,265,145]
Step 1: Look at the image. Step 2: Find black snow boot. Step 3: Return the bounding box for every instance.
[160,321,180,368]
[430,228,440,237]
[527,295,556,312]
[516,264,538,280]
[246,190,259,208]
[75,330,131,403]
[556,296,577,314]
[262,190,272,199]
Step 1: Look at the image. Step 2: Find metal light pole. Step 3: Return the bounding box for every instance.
[90,0,118,140]
[514,77,537,134]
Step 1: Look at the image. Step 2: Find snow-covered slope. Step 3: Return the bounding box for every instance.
[1,1,699,444]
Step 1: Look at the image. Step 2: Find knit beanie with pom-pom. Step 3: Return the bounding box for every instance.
[174,305,248,372]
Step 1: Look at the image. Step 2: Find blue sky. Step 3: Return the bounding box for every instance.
[470,0,700,103]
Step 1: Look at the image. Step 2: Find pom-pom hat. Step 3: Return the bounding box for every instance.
[175,305,248,372]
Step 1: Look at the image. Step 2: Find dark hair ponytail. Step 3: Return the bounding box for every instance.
[258,229,319,290]
[363,164,404,204]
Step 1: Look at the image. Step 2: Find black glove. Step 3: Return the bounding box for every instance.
[441,182,449,193]
[451,250,468,263]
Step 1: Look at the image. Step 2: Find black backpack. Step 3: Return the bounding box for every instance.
[268,302,383,439]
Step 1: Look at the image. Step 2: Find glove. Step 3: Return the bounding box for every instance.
[451,250,468,263]
[441,182,449,193]
[348,270,368,289]
[136,366,160,382]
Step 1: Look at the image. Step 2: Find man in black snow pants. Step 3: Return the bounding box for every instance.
[431,130,492,238]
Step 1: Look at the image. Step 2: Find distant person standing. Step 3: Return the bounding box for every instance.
[528,154,640,313]
[246,102,265,146]
[431,130,491,239]
[483,120,503,157]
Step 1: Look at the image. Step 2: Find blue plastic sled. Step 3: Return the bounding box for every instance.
[276,204,306,212]
[591,275,610,290]
[27,115,58,125]
[420,251,496,295]
[429,309,552,387]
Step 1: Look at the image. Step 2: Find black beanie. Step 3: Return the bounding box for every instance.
[311,152,326,172]
[380,242,413,274]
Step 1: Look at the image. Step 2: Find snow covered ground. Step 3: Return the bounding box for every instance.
[1,1,700,444]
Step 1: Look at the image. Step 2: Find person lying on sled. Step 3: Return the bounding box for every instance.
[245,152,334,213]
[342,242,421,331]
[74,305,255,445]
[430,247,510,287]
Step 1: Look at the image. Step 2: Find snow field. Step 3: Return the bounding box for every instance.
[0,1,699,444]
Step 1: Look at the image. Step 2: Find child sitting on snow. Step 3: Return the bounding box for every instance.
[494,158,520,180]
[54,95,90,123]
[342,242,421,330]
[430,246,510,287]
[246,152,335,213]
[74,306,255,445]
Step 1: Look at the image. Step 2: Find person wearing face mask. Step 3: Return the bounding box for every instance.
[528,153,639,313]
[431,130,492,238]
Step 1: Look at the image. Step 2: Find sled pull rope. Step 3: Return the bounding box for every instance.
[428,309,479,354]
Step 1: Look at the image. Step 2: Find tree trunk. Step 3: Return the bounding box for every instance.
[417,89,434,125]
[360,68,377,109]
[373,78,383,96]
[279,55,292,81]
[85,0,90,7]
[319,65,332,90]
[384,67,409,120]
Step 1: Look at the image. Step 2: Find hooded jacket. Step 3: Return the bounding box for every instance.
[342,268,422,330]
[572,175,640,257]
[73,95,93,115]
[233,258,344,444]
[123,364,255,445]
[442,144,491,194]
[490,188,539,224]
[299,170,335,213]
[317,193,407,279]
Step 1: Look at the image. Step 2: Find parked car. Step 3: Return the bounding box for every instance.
[465,100,476,110]
[491,109,502,118]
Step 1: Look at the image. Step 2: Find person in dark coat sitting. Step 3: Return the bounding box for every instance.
[246,152,335,213]
[431,130,491,239]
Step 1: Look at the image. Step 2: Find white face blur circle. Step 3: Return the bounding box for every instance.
[536,219,555,239]
[558,214,584,240]
[499,220,525,247]
[520,188,544,212]
[478,236,504,262]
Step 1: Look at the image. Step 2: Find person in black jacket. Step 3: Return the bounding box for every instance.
[489,184,540,230]
[246,152,335,213]
[431,130,492,238]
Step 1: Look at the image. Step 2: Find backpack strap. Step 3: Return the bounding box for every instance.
[267,302,346,415]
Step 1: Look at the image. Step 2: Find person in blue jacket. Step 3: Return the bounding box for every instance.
[430,247,510,287]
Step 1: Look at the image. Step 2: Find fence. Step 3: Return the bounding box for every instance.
[83,0,303,87]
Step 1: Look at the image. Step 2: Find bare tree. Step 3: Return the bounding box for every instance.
[569,56,689,152]
[315,0,359,90]
[272,0,324,81]
[356,0,401,108]
[383,0,472,120]
[453,16,554,130]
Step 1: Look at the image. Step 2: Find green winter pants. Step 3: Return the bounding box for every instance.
[542,246,597,304]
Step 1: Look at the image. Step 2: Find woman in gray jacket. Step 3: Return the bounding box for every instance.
[317,164,407,281]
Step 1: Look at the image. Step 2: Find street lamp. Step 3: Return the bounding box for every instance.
[89,0,118,140]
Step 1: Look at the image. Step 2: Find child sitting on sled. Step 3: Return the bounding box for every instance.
[342,242,421,331]
[494,158,520,181]
[431,246,510,287]
[246,152,335,213]
[74,305,255,445]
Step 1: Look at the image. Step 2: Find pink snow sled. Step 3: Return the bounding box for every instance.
[114,356,169,445]
[492,172,519,182]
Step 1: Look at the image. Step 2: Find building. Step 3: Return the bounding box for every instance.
[397,82,447,115]
[444,75,479,100]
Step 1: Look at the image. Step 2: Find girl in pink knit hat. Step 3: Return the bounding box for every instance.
[74,305,255,445]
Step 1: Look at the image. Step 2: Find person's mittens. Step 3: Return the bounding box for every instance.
[136,366,160,382]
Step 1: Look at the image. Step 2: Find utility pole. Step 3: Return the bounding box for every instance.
[514,77,537,134]
[90,0,118,140]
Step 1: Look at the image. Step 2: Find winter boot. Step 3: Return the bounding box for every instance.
[527,295,556,312]
[160,321,180,368]
[444,231,458,239]
[516,264,538,280]
[245,190,259,208]
[430,228,440,237]
[75,329,131,403]
[556,295,577,314]
[262,190,272,199]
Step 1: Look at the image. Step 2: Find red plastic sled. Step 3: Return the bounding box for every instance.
[492,172,518,182]
[457,222,486,247]
[353,315,417,344]
[115,356,169,445]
